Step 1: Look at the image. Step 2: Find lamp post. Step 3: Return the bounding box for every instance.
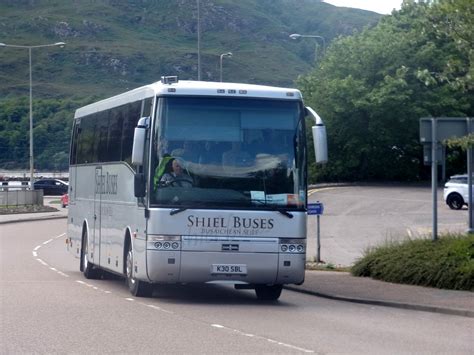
[219,52,232,82]
[289,33,326,62]
[197,0,201,81]
[0,41,65,189]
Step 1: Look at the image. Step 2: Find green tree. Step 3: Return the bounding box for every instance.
[299,1,473,182]
[424,0,473,92]
[0,97,95,171]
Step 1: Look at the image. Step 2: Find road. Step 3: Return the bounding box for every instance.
[307,185,468,266]
[1,219,472,353]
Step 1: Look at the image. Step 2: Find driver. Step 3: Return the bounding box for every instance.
[159,158,193,187]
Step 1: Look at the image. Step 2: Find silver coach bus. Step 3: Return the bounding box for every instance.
[66,77,327,300]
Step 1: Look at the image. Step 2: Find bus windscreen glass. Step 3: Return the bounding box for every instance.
[151,97,306,210]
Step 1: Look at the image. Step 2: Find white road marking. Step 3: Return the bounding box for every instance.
[147,304,162,311]
[308,187,336,196]
[33,233,69,276]
[35,233,313,353]
[210,323,314,353]
[36,258,48,266]
[146,304,173,314]
[75,280,112,294]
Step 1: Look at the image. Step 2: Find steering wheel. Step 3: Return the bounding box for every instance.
[169,178,193,187]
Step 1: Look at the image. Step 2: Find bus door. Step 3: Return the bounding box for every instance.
[69,121,80,204]
[93,166,102,266]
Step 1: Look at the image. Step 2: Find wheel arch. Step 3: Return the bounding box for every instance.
[81,219,90,239]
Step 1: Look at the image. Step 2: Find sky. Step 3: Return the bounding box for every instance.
[323,0,403,14]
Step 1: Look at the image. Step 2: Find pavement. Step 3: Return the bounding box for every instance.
[0,209,68,224]
[1,209,472,318]
[287,271,473,318]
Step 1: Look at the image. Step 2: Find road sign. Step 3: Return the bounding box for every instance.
[420,117,474,239]
[307,202,324,215]
[420,117,474,143]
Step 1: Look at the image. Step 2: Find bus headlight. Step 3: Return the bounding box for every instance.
[148,235,181,250]
[279,238,305,253]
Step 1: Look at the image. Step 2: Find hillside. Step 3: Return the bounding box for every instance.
[0,0,380,99]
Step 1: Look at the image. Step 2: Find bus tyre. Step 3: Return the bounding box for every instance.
[81,230,100,279]
[126,243,153,297]
[255,285,283,301]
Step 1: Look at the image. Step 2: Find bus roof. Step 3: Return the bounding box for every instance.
[148,80,302,99]
[75,79,302,118]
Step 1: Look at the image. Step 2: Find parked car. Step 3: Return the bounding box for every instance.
[60,193,69,208]
[34,179,69,195]
[443,174,471,210]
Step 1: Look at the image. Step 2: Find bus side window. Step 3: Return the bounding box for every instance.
[107,106,125,162]
[70,121,80,165]
[77,114,97,164]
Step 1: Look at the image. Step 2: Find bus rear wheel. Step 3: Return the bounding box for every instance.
[255,285,283,301]
[80,230,101,279]
[125,243,153,297]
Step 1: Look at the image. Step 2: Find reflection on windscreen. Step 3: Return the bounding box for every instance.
[151,97,306,210]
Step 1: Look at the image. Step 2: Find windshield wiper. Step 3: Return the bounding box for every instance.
[251,199,294,219]
[170,207,187,216]
[169,200,215,215]
[277,209,294,219]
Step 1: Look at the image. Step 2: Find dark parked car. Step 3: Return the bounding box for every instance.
[34,179,69,195]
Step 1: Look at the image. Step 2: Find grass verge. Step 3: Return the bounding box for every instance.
[351,234,474,291]
[0,205,58,214]
[306,261,351,272]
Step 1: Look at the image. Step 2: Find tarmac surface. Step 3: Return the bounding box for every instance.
[1,207,472,318]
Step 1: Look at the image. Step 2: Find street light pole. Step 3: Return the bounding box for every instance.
[197,0,201,81]
[219,52,232,82]
[289,33,326,62]
[0,42,66,189]
[29,47,33,190]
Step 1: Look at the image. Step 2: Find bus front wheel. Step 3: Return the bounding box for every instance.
[255,284,283,301]
[125,243,153,297]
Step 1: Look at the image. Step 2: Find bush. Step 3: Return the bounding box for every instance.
[351,234,474,291]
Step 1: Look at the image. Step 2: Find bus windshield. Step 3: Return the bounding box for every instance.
[150,97,306,210]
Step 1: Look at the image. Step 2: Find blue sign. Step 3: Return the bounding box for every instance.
[307,202,324,215]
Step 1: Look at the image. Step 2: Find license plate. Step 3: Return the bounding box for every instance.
[211,264,247,275]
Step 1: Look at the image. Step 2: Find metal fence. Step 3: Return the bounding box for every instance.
[0,189,43,206]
